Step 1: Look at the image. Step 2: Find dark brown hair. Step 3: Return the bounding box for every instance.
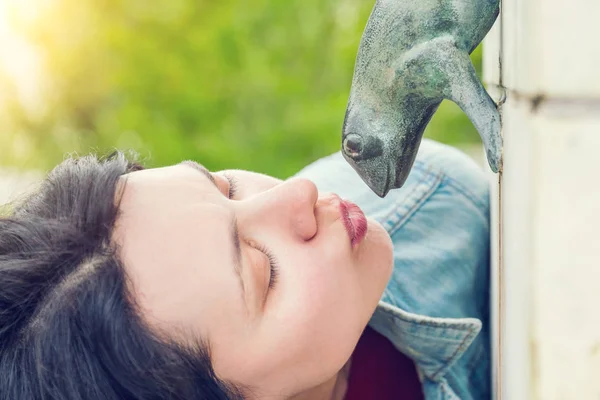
[0,152,244,400]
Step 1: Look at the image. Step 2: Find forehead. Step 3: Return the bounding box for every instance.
[119,164,212,196]
[112,165,244,337]
[114,163,229,243]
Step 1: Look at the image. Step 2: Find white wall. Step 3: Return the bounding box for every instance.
[483,0,600,399]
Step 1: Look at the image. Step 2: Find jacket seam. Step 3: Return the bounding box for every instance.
[412,161,489,215]
[441,176,489,217]
[386,168,444,237]
[430,325,477,381]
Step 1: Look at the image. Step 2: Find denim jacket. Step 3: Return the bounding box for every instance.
[295,139,491,400]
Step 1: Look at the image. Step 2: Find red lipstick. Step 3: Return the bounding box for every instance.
[340,199,368,247]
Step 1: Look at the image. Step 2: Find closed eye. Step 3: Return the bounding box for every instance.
[223,173,239,199]
[253,243,280,291]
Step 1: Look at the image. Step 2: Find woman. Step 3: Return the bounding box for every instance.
[0,138,490,400]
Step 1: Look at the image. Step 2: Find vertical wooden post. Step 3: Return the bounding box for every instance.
[484,0,600,398]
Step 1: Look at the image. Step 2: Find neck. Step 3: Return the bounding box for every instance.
[290,358,352,400]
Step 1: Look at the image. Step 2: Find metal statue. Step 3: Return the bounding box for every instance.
[341,0,502,197]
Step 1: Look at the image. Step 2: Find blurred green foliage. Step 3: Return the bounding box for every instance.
[0,0,482,177]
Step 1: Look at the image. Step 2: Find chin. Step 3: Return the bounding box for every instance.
[366,218,393,259]
[359,218,394,294]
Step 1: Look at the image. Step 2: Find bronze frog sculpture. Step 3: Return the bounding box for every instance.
[342,0,502,197]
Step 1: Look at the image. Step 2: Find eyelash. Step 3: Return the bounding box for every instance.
[222,174,279,291]
[254,243,280,290]
[224,174,239,199]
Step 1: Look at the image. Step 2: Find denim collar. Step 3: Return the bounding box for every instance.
[368,301,482,381]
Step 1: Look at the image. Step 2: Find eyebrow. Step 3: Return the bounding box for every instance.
[179,160,216,186]
[178,160,248,313]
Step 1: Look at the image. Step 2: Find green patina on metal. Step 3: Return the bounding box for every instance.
[342,0,502,197]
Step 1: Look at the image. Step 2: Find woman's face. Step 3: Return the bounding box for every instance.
[113,161,393,397]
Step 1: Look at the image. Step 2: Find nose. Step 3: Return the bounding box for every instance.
[236,178,319,241]
[342,133,384,162]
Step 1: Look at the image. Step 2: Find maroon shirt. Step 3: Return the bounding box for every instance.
[345,326,424,400]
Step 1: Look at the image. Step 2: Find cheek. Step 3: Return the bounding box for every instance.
[287,241,359,306]
[296,219,393,314]
[251,283,363,396]
[235,233,391,395]
[264,245,365,353]
[273,223,387,328]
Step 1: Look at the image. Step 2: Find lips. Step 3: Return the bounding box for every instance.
[339,199,368,247]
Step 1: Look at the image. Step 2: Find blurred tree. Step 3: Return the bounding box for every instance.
[0,0,482,176]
